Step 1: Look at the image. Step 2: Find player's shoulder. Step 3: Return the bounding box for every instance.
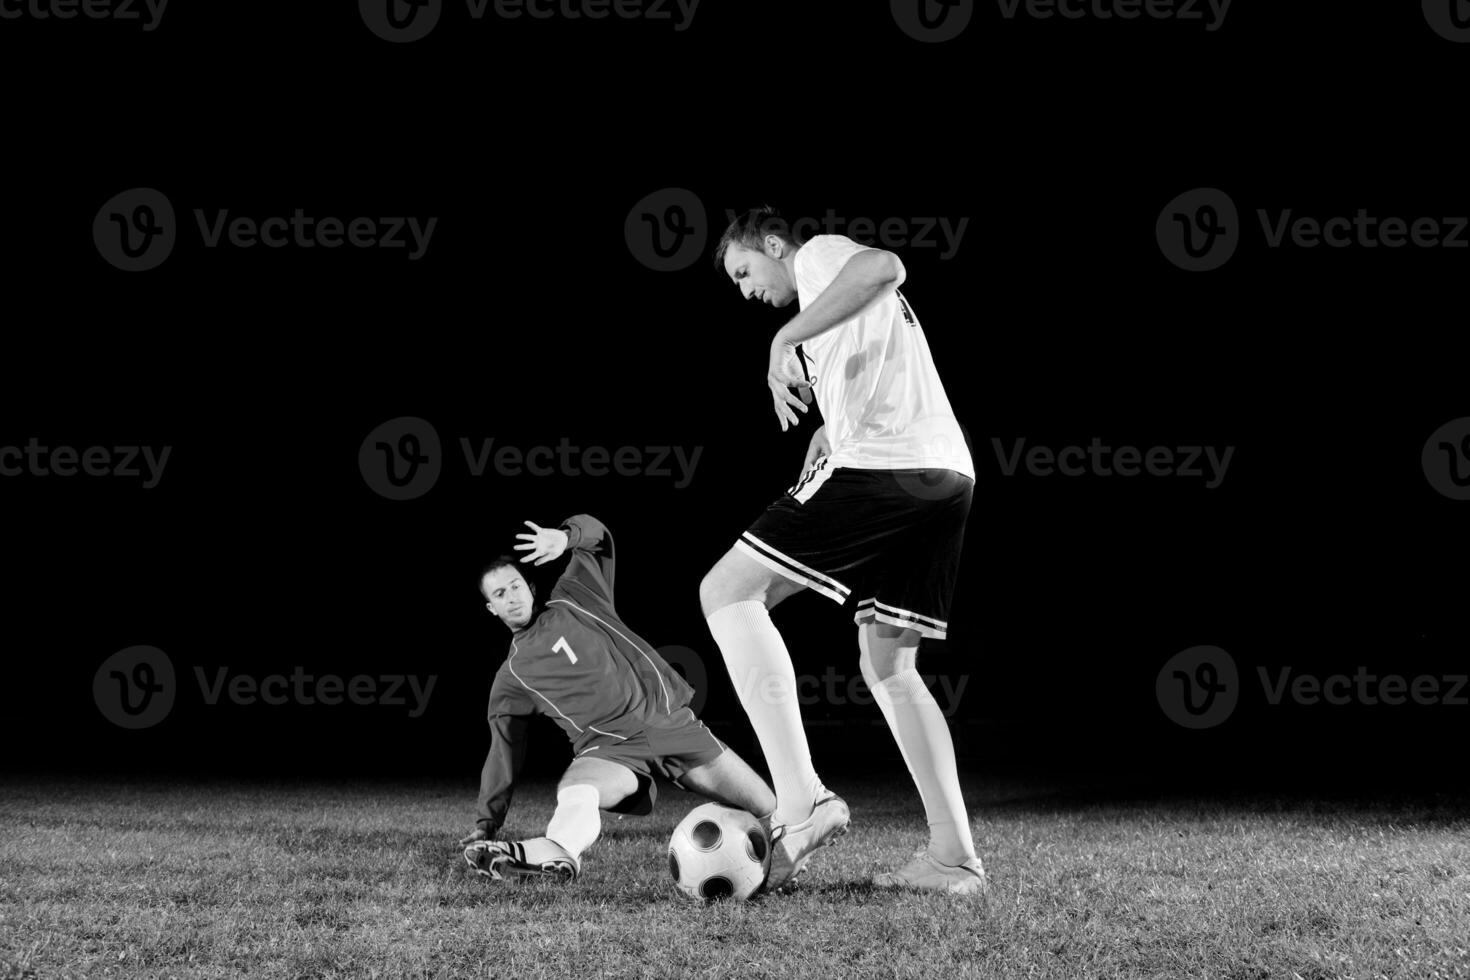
[796,234,876,276]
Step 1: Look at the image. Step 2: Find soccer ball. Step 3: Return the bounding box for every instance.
[667,803,769,902]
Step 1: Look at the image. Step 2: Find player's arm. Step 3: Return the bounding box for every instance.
[767,248,906,431]
[462,678,534,845]
[777,249,906,348]
[514,514,616,607]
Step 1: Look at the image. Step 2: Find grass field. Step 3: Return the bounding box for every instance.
[2,775,1468,979]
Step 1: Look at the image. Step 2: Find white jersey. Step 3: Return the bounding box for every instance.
[793,235,973,479]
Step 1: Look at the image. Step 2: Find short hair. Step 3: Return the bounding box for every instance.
[479,555,533,599]
[713,205,805,270]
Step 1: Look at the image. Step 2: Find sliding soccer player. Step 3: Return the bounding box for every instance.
[460,514,778,884]
[701,207,988,895]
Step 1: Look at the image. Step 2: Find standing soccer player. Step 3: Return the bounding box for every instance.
[460,514,778,883]
[700,207,987,895]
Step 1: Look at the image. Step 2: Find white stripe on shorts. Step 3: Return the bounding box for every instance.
[735,533,851,604]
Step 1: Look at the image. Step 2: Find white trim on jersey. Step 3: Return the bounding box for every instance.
[735,533,851,604]
[547,598,674,715]
[507,636,584,733]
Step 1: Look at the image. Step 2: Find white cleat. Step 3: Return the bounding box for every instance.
[764,793,851,892]
[873,849,990,896]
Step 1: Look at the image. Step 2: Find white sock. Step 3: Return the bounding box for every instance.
[541,784,601,861]
[706,600,824,825]
[868,667,976,866]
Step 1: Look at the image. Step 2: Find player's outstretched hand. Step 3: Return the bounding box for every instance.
[458,828,490,847]
[515,521,569,565]
[768,336,812,432]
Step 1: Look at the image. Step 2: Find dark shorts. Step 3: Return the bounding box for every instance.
[736,462,973,640]
[577,707,726,816]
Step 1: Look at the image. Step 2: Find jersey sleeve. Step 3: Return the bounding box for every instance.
[550,514,615,609]
[474,670,536,835]
[795,234,876,295]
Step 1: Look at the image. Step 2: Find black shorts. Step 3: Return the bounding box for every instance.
[576,707,726,816]
[735,463,973,640]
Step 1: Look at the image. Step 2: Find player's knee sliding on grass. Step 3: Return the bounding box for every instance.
[703,206,987,896]
[460,514,777,885]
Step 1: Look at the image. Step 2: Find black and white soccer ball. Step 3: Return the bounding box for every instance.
[667,802,769,902]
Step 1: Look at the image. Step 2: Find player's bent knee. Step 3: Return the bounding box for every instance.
[697,567,728,617]
[699,550,760,616]
[860,624,920,680]
[560,758,638,807]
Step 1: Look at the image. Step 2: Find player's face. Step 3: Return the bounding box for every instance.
[482,567,535,630]
[723,239,797,308]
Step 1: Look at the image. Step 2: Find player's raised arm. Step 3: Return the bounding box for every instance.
[464,677,534,845]
[548,514,616,608]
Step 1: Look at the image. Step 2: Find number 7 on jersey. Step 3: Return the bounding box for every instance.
[553,636,578,664]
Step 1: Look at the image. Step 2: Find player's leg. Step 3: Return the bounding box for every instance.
[860,624,978,870]
[855,470,987,894]
[466,757,639,882]
[539,756,639,864]
[699,546,824,826]
[677,746,777,821]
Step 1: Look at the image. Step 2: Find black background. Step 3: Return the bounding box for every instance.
[1,0,1465,796]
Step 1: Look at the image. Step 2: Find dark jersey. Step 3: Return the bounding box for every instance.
[475,514,696,835]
